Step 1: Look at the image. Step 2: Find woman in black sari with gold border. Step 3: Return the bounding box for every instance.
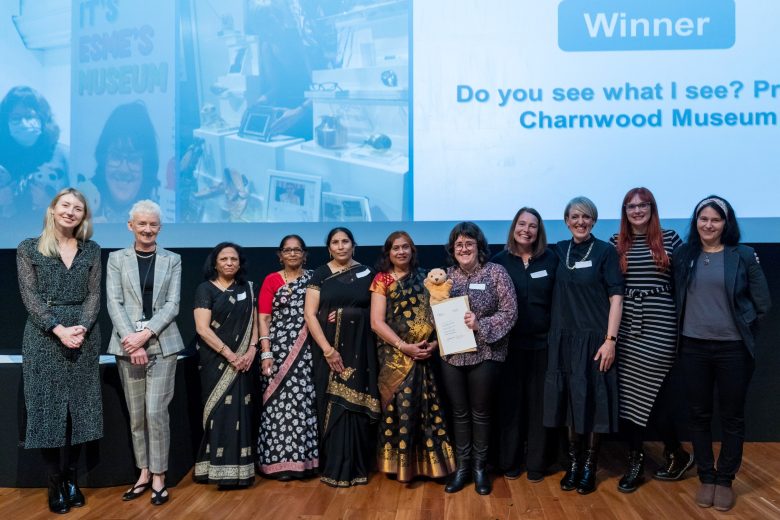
[304,227,379,487]
[193,242,258,488]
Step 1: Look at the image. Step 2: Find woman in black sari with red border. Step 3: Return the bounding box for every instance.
[193,242,258,487]
[304,227,379,487]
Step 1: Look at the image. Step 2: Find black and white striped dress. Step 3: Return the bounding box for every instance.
[610,229,682,427]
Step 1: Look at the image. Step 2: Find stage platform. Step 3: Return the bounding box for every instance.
[1,442,779,519]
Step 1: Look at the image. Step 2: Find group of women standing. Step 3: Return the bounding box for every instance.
[17,186,770,514]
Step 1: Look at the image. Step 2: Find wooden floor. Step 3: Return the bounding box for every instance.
[3,443,780,520]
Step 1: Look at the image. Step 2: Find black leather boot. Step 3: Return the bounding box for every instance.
[48,474,70,514]
[445,460,472,493]
[559,429,582,492]
[445,419,472,493]
[576,433,600,495]
[618,450,645,493]
[64,466,85,507]
[472,416,492,495]
[653,445,694,481]
[473,461,491,495]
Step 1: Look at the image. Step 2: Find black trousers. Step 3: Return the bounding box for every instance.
[439,360,499,465]
[497,347,555,473]
[680,336,754,486]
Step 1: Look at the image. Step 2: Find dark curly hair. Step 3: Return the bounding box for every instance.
[446,221,491,267]
[203,242,248,284]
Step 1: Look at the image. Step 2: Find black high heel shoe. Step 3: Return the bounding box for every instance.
[122,480,151,501]
[150,486,169,506]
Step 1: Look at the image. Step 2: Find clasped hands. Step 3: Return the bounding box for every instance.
[122,328,154,365]
[54,324,87,350]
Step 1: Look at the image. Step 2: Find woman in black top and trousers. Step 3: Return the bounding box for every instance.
[492,207,558,482]
[673,195,770,512]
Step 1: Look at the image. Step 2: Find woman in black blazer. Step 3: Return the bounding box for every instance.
[673,195,771,512]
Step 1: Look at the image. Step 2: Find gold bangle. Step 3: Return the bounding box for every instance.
[323,347,335,358]
[393,338,403,348]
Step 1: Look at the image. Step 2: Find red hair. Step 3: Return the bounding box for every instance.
[616,187,669,273]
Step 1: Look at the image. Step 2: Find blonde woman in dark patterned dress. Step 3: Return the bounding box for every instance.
[610,187,689,493]
[369,231,456,483]
[257,235,318,480]
[16,188,102,514]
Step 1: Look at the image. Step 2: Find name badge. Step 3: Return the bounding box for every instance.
[236,291,247,301]
[356,268,371,279]
[574,260,593,269]
[530,270,548,279]
[469,283,486,290]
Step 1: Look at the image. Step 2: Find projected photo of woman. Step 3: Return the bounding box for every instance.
[0,86,68,221]
[92,101,160,222]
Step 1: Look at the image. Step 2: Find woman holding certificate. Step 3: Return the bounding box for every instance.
[440,222,517,495]
[544,196,624,495]
[369,231,456,483]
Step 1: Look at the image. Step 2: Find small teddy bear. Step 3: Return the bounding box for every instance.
[424,268,453,305]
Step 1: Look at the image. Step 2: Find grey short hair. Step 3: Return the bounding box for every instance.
[129,199,162,221]
[564,196,598,223]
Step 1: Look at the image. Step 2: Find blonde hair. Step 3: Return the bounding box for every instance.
[38,188,93,257]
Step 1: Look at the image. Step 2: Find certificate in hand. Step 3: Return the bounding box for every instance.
[431,296,478,356]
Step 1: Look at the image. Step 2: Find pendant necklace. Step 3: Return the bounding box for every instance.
[565,239,595,270]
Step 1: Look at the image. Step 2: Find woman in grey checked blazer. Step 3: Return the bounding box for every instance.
[106,200,184,506]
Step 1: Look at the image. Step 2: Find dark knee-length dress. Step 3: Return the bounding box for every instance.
[16,238,103,448]
[543,236,624,434]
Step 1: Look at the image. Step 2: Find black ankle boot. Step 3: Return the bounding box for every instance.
[654,446,694,481]
[577,450,598,494]
[576,433,600,495]
[445,461,472,493]
[48,474,70,514]
[64,467,85,507]
[560,432,582,492]
[473,462,491,495]
[618,450,645,493]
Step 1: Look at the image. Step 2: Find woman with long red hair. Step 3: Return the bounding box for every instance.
[609,187,690,493]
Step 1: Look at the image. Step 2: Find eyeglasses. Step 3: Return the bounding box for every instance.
[281,247,304,255]
[107,151,143,172]
[625,202,652,212]
[454,241,477,251]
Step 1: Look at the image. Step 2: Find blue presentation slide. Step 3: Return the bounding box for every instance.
[0,0,778,247]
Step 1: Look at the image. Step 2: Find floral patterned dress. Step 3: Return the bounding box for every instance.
[257,271,319,478]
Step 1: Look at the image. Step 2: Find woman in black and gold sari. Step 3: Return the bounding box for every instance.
[304,227,379,487]
[370,231,456,483]
[193,242,258,487]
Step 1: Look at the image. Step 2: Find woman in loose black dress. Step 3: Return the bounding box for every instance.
[193,242,258,487]
[17,188,101,514]
[544,196,624,495]
[304,227,379,487]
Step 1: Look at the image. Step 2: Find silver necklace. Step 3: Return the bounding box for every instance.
[135,249,156,259]
[565,239,594,270]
